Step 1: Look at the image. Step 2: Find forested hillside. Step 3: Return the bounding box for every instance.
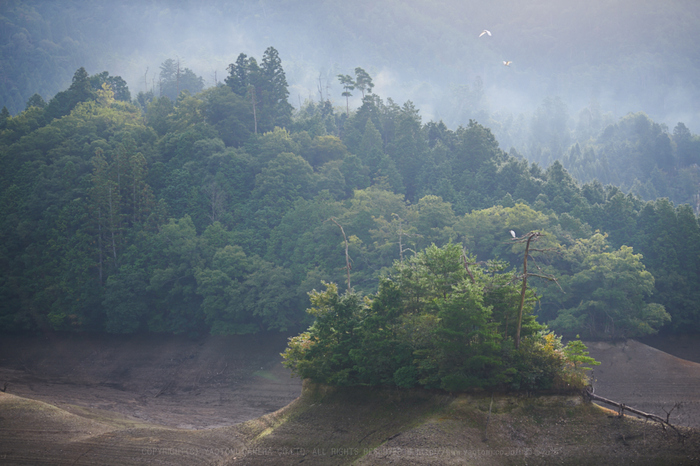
[1,47,699,342]
[2,0,700,194]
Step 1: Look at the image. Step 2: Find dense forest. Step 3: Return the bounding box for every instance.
[3,0,700,203]
[2,42,700,347]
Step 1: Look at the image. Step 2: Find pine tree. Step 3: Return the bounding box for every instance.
[261,46,293,130]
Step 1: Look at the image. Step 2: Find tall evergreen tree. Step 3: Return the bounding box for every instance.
[44,67,96,122]
[225,48,292,134]
[337,74,355,115]
[354,67,374,98]
[25,94,47,110]
[261,46,293,130]
[0,106,9,129]
[158,59,203,101]
[89,71,131,102]
[358,119,384,174]
[225,53,251,96]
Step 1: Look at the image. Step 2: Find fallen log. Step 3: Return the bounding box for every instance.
[584,387,685,440]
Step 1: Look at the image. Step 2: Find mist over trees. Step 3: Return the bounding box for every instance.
[2,0,700,157]
[3,0,700,347]
[158,59,204,102]
[2,41,698,341]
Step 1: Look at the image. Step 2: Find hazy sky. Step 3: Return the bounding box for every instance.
[14,0,700,148]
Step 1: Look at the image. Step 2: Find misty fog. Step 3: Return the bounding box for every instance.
[4,0,700,167]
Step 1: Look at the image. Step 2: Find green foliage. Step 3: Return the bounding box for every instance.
[2,46,698,344]
[506,332,564,391]
[146,96,174,136]
[224,47,292,134]
[282,244,594,392]
[103,267,149,333]
[43,67,97,123]
[563,339,600,370]
[337,74,355,114]
[549,240,671,339]
[562,338,601,387]
[195,244,303,334]
[202,85,253,147]
[353,68,374,98]
[25,94,47,110]
[89,71,131,102]
[456,203,554,263]
[148,216,204,334]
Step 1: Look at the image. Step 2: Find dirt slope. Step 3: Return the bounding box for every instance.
[0,332,302,429]
[0,391,248,465]
[237,383,700,465]
[2,383,699,465]
[585,339,700,428]
[1,333,700,465]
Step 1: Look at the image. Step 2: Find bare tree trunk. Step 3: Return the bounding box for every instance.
[397,215,404,262]
[97,207,103,286]
[108,185,118,267]
[207,183,226,223]
[460,249,476,284]
[176,58,181,97]
[330,218,351,291]
[132,171,137,224]
[249,85,258,134]
[317,73,324,102]
[515,234,535,349]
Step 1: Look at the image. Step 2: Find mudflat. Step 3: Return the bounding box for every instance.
[0,332,302,429]
[1,333,700,465]
[585,338,700,428]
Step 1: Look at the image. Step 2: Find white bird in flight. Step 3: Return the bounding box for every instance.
[479,29,492,38]
[503,61,512,66]
[510,230,517,238]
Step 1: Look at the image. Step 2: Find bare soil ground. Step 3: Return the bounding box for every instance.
[0,332,302,429]
[585,338,700,428]
[1,332,700,465]
[639,333,700,364]
[238,382,700,465]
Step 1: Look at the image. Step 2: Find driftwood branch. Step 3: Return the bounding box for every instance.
[585,387,685,440]
[663,403,682,424]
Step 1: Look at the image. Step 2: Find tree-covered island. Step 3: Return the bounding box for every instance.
[2,47,697,394]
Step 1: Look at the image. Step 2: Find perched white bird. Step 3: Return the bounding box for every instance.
[510,230,517,238]
[503,61,512,66]
[479,29,492,38]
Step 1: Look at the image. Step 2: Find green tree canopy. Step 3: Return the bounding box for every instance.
[283,243,594,392]
[549,239,671,339]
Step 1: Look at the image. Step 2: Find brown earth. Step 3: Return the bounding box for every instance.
[585,338,700,428]
[1,333,700,465]
[238,382,700,466]
[0,332,303,429]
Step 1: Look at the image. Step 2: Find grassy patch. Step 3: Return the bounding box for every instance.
[253,370,279,381]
